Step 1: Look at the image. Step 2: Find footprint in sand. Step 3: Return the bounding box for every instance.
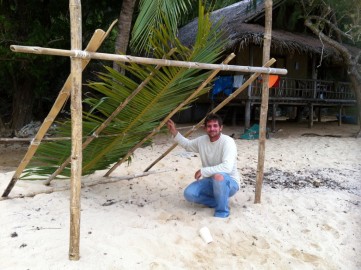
[288,248,322,265]
[250,235,271,249]
[157,212,181,224]
[321,223,340,239]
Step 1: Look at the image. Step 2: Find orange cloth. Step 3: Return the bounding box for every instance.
[268,75,280,88]
[259,75,280,88]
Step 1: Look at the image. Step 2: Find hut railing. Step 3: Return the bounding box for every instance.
[199,77,355,104]
[245,77,355,101]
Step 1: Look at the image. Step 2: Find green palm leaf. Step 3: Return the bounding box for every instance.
[131,0,191,54]
[21,5,226,180]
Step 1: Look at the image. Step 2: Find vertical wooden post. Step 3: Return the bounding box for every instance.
[338,105,343,126]
[271,103,277,132]
[69,0,82,261]
[245,46,254,130]
[308,103,314,128]
[245,101,251,130]
[255,0,272,204]
[318,106,322,122]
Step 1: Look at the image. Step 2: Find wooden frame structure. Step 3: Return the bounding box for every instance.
[3,0,284,260]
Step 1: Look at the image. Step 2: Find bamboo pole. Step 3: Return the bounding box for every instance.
[1,22,116,198]
[0,137,69,143]
[255,0,273,204]
[0,125,198,143]
[11,45,288,75]
[0,169,175,202]
[144,58,277,172]
[43,49,177,185]
[105,53,236,176]
[69,0,82,261]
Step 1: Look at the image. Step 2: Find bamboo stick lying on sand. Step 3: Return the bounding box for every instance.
[0,125,199,144]
[0,169,175,201]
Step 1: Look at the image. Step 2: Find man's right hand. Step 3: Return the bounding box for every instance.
[166,119,178,136]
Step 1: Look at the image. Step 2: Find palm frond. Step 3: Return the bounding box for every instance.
[21,4,226,180]
[130,0,192,54]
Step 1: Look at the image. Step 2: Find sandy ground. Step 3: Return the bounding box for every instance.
[0,120,360,270]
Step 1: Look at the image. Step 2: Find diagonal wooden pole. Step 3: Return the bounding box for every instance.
[1,21,116,198]
[105,53,236,176]
[69,0,82,261]
[144,58,277,172]
[43,48,177,185]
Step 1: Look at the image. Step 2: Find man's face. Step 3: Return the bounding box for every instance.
[205,119,222,142]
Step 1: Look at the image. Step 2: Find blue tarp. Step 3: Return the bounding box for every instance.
[211,76,234,100]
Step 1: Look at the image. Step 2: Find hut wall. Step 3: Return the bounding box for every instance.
[285,53,308,79]
[236,45,308,79]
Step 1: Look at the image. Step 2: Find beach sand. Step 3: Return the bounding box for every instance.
[0,120,360,269]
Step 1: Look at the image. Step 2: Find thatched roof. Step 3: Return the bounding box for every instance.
[178,0,359,61]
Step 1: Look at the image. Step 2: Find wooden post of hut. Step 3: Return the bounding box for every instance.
[308,103,314,128]
[271,103,277,132]
[318,107,322,122]
[245,46,255,130]
[338,105,343,126]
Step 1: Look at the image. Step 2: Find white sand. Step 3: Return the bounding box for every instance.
[0,121,360,269]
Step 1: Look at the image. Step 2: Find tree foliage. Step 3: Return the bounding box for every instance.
[300,0,361,47]
[130,0,192,54]
[0,1,69,129]
[298,0,361,135]
[0,0,120,132]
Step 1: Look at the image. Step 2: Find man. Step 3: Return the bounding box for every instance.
[166,113,240,218]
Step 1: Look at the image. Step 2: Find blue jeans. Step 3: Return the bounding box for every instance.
[183,172,239,218]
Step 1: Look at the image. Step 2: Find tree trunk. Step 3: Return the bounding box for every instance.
[113,0,137,73]
[10,75,34,131]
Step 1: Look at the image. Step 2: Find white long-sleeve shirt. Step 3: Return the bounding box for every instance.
[174,132,240,187]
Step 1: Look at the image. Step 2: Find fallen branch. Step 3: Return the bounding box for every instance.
[0,168,175,201]
[29,227,62,231]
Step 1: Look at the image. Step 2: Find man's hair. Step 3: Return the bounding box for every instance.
[204,113,223,126]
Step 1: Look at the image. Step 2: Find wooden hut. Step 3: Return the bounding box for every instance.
[177,0,358,130]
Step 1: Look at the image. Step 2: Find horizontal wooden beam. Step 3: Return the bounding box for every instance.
[10,45,288,75]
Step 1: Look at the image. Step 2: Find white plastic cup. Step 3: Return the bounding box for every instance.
[199,226,213,244]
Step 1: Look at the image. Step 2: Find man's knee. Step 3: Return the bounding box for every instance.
[213,173,224,181]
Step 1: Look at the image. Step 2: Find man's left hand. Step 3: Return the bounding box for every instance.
[194,169,201,180]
